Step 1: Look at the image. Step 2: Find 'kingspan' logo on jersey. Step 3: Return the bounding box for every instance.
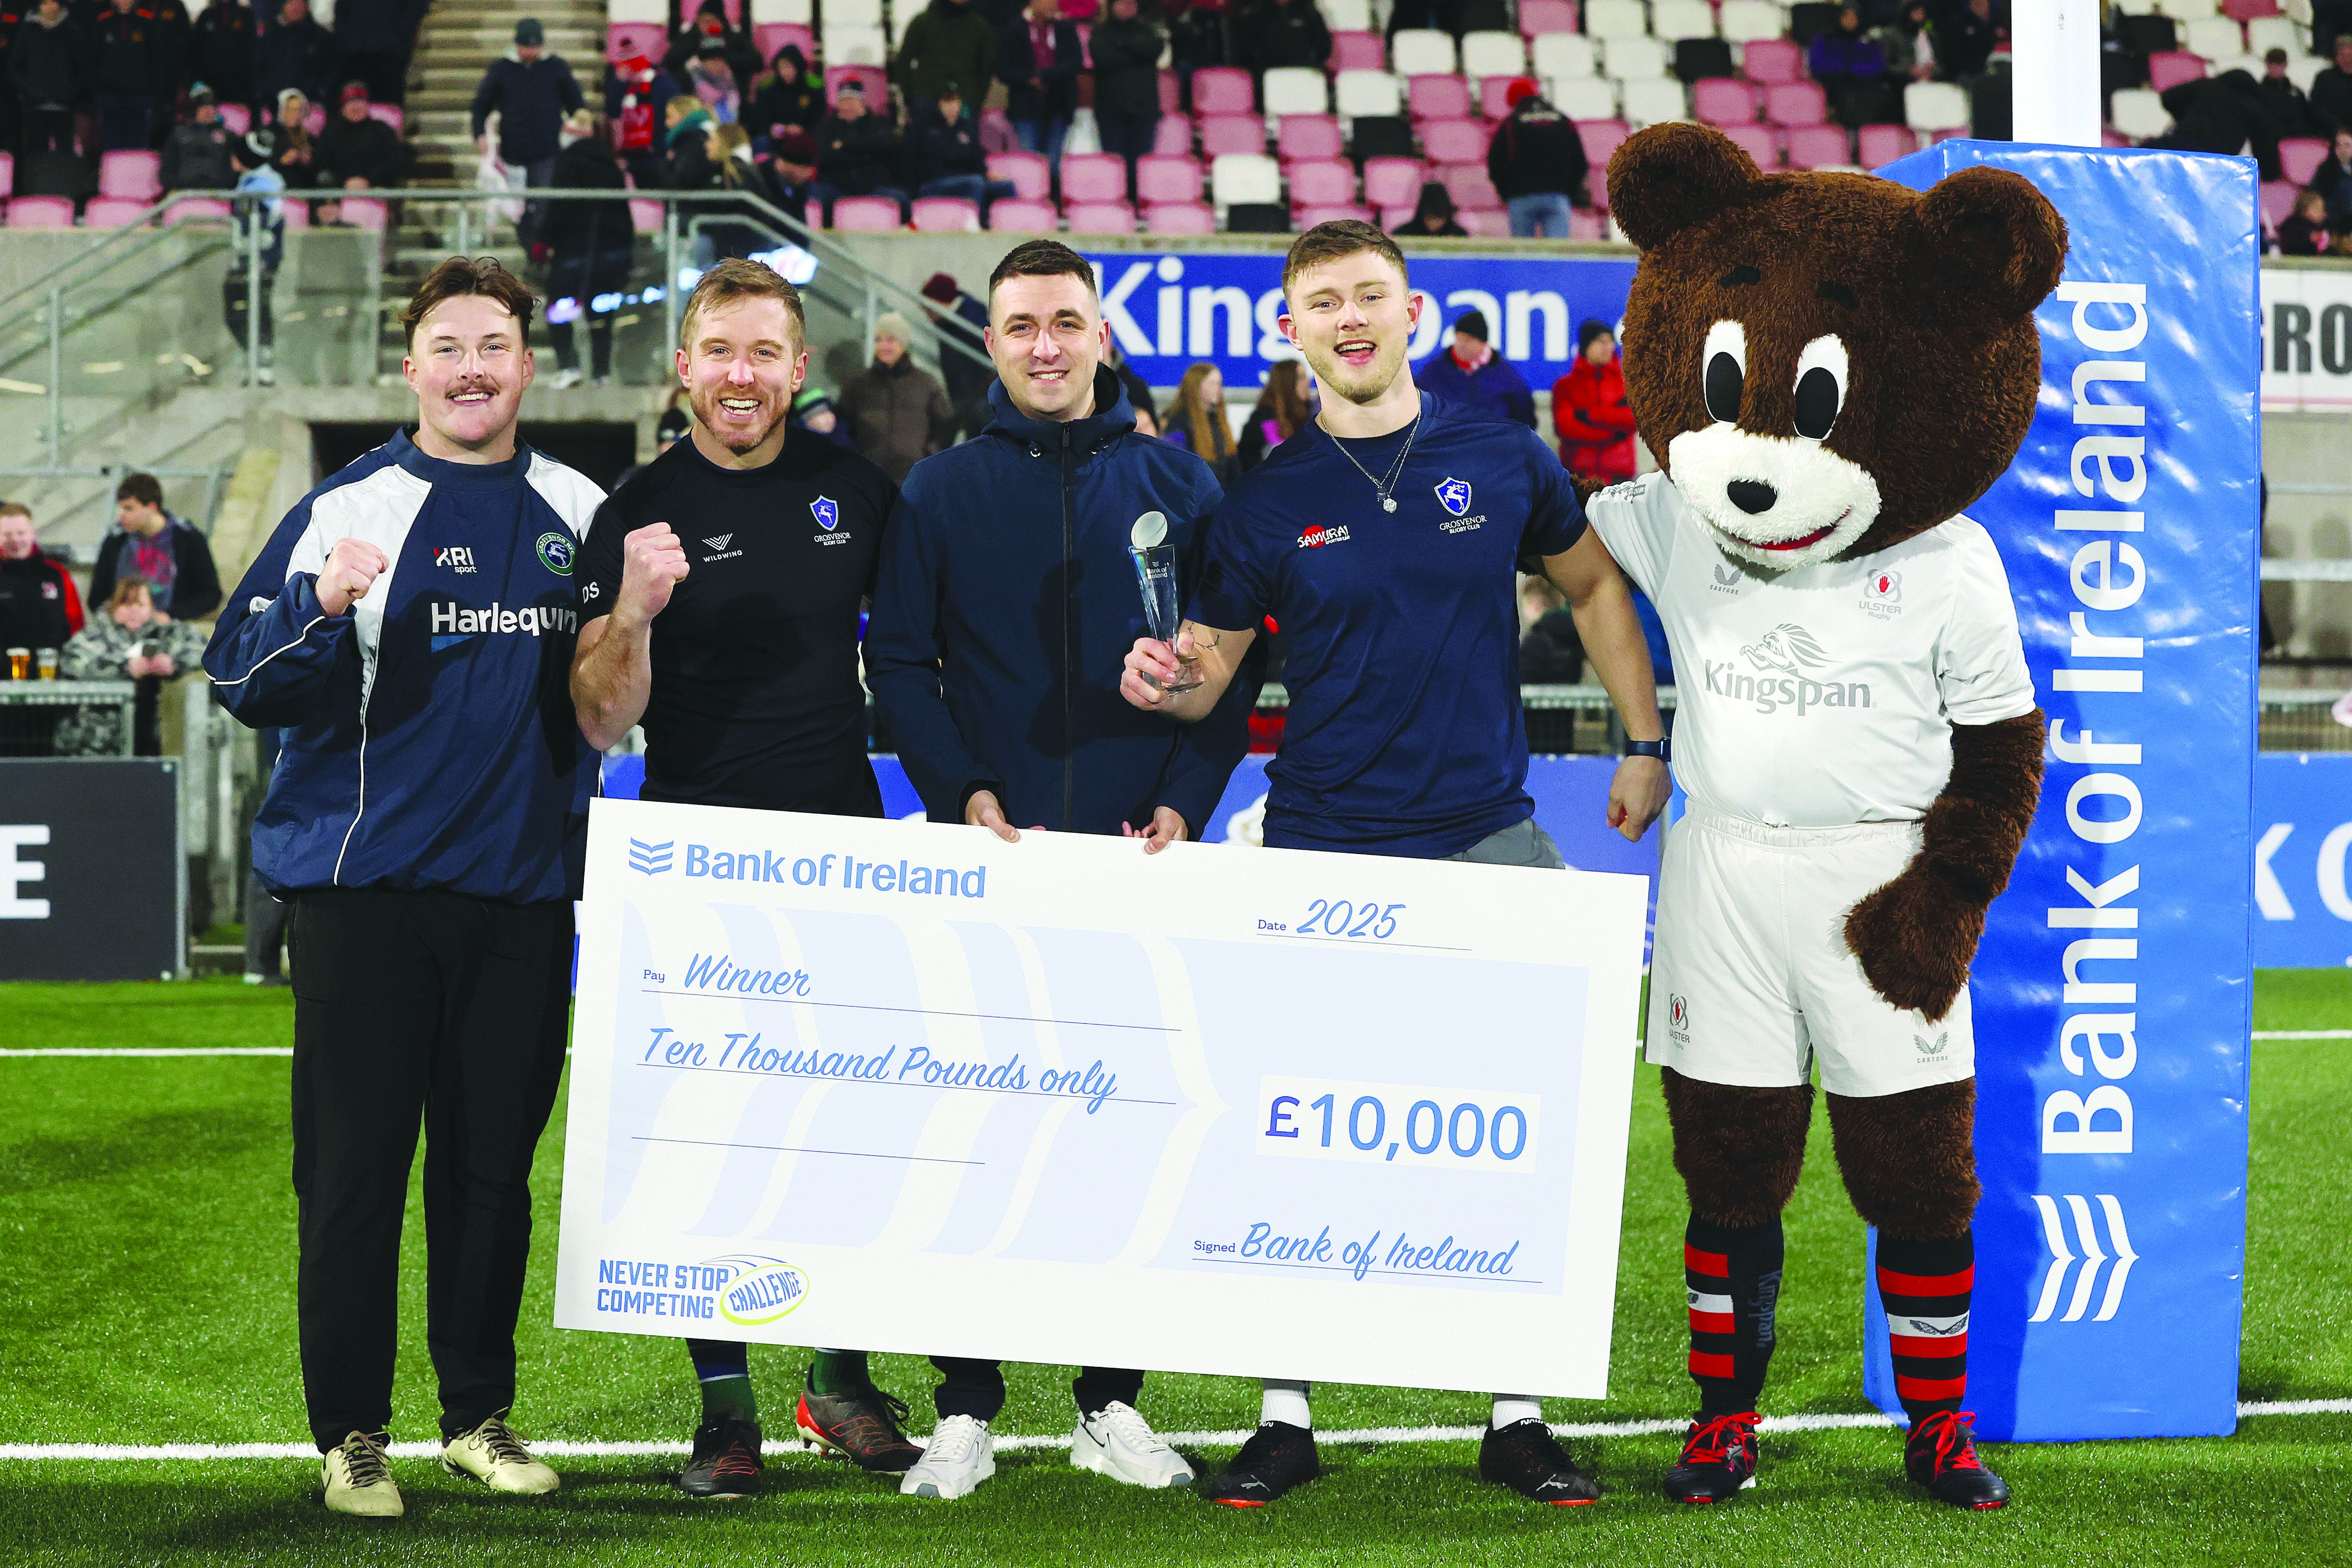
[811,497,839,530]
[428,599,579,652]
[536,533,574,576]
[1701,623,1873,717]
[1434,478,1472,516]
[1297,524,1351,550]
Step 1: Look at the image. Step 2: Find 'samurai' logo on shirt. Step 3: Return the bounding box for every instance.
[810,497,839,530]
[1434,477,1473,516]
[628,838,674,874]
[1296,523,1351,550]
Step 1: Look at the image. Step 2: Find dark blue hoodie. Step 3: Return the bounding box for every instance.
[866,365,1254,836]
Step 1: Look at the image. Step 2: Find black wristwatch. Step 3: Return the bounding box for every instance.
[1624,737,1670,762]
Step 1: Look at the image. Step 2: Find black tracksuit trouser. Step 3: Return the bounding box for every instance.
[289,888,572,1451]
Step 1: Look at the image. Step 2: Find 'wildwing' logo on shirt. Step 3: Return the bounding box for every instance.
[701,532,743,563]
[1701,623,1873,717]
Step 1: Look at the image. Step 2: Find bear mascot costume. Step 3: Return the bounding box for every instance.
[1582,123,2068,1509]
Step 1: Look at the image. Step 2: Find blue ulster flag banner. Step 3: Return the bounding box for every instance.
[1872,143,2260,1441]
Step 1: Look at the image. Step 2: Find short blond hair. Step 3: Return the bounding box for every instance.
[1282,219,1408,299]
[680,257,807,349]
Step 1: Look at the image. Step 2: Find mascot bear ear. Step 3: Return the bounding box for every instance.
[1607,122,1764,253]
[1914,165,2070,320]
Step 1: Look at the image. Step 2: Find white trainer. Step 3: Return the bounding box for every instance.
[320,1430,404,1517]
[899,1414,995,1499]
[441,1413,561,1494]
[1072,1401,1194,1488]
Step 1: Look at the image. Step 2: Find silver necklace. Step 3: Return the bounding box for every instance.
[1325,411,1422,513]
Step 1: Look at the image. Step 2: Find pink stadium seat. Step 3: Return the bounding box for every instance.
[1331,31,1386,71]
[1574,119,1629,178]
[2102,126,2130,147]
[1741,38,1803,85]
[2222,0,2278,16]
[1277,114,1345,161]
[988,150,1051,199]
[1153,116,1193,155]
[1438,162,1502,211]
[1763,80,1828,128]
[1518,0,1578,36]
[0,152,14,196]
[1295,203,1373,225]
[166,197,232,221]
[99,150,161,200]
[912,196,979,231]
[1568,207,1607,240]
[1694,77,1759,125]
[367,102,404,133]
[1477,76,1520,120]
[218,102,251,135]
[609,22,666,63]
[339,197,388,230]
[1379,203,1416,229]
[1857,123,1917,166]
[1062,200,1135,231]
[82,196,151,229]
[1461,207,1512,237]
[1160,69,1182,115]
[2259,179,2298,233]
[751,22,813,62]
[1721,120,1780,167]
[631,197,664,234]
[2281,137,2329,186]
[1190,66,1254,115]
[1363,156,1425,208]
[1059,152,1129,203]
[831,195,902,230]
[1286,158,1358,206]
[1784,124,1847,168]
[988,196,1059,232]
[1420,116,1488,163]
[1198,114,1264,157]
[2145,51,2205,93]
[1136,153,1204,203]
[1407,74,1473,120]
[1143,201,1216,234]
[7,196,71,228]
[280,197,310,230]
[825,64,887,105]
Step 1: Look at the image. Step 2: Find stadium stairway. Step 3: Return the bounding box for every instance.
[407,0,611,190]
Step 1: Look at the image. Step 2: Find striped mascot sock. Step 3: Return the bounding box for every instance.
[1683,1216,1784,1415]
[1876,1229,1973,1423]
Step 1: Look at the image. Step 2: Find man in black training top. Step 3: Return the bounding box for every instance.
[570,257,920,1499]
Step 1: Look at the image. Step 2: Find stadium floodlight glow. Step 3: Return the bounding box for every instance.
[591,292,625,314]
[545,295,583,326]
[676,267,703,290]
[746,244,819,286]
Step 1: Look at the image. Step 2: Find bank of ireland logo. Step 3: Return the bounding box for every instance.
[811,496,839,530]
[628,837,674,875]
[1741,623,1831,675]
[1434,477,1472,517]
[709,1255,813,1327]
[1866,568,1902,602]
[2029,1195,2139,1324]
[536,532,575,576]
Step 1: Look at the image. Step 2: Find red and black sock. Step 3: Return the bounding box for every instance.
[1877,1228,1973,1423]
[1683,1215,1783,1416]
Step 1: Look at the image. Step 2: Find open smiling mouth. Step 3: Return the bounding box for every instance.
[1335,336,1378,365]
[1720,508,1851,553]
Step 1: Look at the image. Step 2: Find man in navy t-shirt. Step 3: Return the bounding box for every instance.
[1121,220,1671,1506]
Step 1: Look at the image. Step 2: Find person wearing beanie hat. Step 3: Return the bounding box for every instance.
[163,79,239,194]
[470,12,586,248]
[1485,74,1586,239]
[1415,306,1536,428]
[790,386,852,446]
[811,75,909,224]
[319,76,408,193]
[1393,179,1467,238]
[837,313,952,483]
[917,271,993,440]
[1553,317,1637,484]
[224,125,287,380]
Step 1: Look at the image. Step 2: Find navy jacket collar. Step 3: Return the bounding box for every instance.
[392,427,536,488]
[982,364,1134,453]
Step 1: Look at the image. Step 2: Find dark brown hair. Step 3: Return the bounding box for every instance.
[680,256,807,348]
[988,238,1098,301]
[114,473,164,509]
[1282,219,1407,297]
[400,257,537,349]
[107,573,154,612]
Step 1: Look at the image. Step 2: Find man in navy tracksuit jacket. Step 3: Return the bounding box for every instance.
[203,258,602,1516]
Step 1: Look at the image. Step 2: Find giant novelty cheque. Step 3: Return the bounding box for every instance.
[556,797,1648,1397]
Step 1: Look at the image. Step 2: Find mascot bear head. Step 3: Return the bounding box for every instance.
[1607,123,2068,570]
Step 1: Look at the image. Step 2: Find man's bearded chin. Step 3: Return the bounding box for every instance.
[694,386,784,454]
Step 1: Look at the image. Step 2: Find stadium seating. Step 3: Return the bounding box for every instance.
[1904,80,1972,134]
[1408,74,1474,120]
[1144,202,1217,234]
[1651,0,1716,41]
[98,151,161,202]
[1438,162,1502,212]
[2259,179,2298,234]
[1136,154,1204,204]
[825,26,888,66]
[1551,77,1620,120]
[1784,123,1848,168]
[911,197,979,232]
[1324,0,1373,30]
[988,151,1050,200]
[1278,115,1345,162]
[1473,76,1516,118]
[1533,32,1597,80]
[2246,14,2299,55]
[752,23,814,62]
[1461,31,1528,80]
[827,0,883,25]
[2281,138,2329,186]
[1720,0,1787,46]
[367,103,404,133]
[1584,0,1648,40]
[1060,152,1130,204]
[1857,123,1918,167]
[1765,79,1828,127]
[1286,159,1359,209]
[1603,36,1670,82]
[1211,153,1283,207]
[218,103,252,135]
[608,22,664,61]
[2145,51,2207,93]
[1720,120,1778,167]
[831,195,900,231]
[1622,78,1690,126]
[2109,87,2171,140]
[1264,67,1329,117]
[1693,77,1758,124]
[2154,0,2221,17]
[1191,67,1254,115]
[630,196,664,234]
[1363,156,1425,210]
[1421,117,1487,163]
[82,197,151,230]
[340,198,389,230]
[168,197,232,221]
[1335,69,1405,118]
[0,152,12,196]
[1064,200,1135,231]
[1199,114,1265,156]
[7,196,72,228]
[1741,38,1804,84]
[1392,29,1457,76]
[1575,120,1631,196]
[988,196,1058,232]
[1153,118,1193,155]
[1296,203,1373,226]
[1332,31,1387,71]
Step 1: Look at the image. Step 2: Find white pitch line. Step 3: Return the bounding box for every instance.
[0,1047,293,1058]
[2251,1030,2352,1040]
[1,1401,2343,1464]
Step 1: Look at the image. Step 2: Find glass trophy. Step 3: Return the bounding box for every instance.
[1129,511,1202,694]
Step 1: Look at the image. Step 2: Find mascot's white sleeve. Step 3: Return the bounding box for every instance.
[1934,519,2039,724]
[1581,472,1679,600]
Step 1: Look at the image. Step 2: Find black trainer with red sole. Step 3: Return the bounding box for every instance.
[794,1373,923,1473]
[1663,1411,1760,1503]
[1905,1410,2009,1509]
[1478,1417,1601,1504]
[1200,1422,1321,1507]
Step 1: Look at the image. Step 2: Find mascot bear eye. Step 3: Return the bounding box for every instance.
[1791,334,1849,441]
[1700,320,1746,424]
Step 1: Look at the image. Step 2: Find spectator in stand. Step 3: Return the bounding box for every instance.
[685,37,740,124]
[11,0,83,157]
[896,0,998,121]
[661,96,721,221]
[1167,0,1235,88]
[2259,48,2329,140]
[192,0,257,110]
[1809,6,1889,128]
[607,51,677,188]
[90,0,161,150]
[920,270,993,441]
[1873,1,1935,88]
[225,129,285,381]
[2152,69,2283,183]
[1934,0,1997,83]
[745,43,823,150]
[665,0,759,98]
[56,576,209,756]
[255,0,338,111]
[1416,308,1534,428]
[753,124,822,223]
[0,504,84,674]
[1162,362,1238,485]
[838,313,951,483]
[1394,180,1468,237]
[906,83,1017,222]
[542,109,632,389]
[812,78,907,224]
[1237,359,1312,472]
[791,387,853,446]
[1090,0,1163,199]
[319,81,406,193]
[615,405,692,492]
[999,0,1082,170]
[162,83,239,191]
[1106,336,1156,427]
[1552,319,1636,483]
[89,474,221,623]
[2314,36,2352,137]
[471,19,584,252]
[1517,574,1584,685]
[1487,78,1585,239]
[704,120,769,258]
[1244,0,1330,74]
[1384,0,1461,40]
[2278,189,2334,256]
[270,87,319,190]
[2311,128,2352,235]
[334,0,425,105]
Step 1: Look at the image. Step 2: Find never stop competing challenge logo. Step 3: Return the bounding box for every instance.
[593,1253,812,1328]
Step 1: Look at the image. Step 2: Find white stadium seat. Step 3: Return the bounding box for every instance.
[608,0,668,23]
[1583,0,1649,40]
[1532,32,1599,80]
[1210,153,1282,206]
[1651,0,1718,41]
[1719,0,1787,45]
[1550,75,1621,120]
[1334,69,1404,117]
[2208,52,2265,82]
[2153,0,2221,18]
[1603,35,1671,81]
[1324,0,1373,31]
[2181,17,2244,58]
[1391,28,1458,75]
[1263,66,1330,115]
[2108,86,2172,140]
[1622,77,1691,126]
[2246,15,2303,56]
[1460,30,1529,79]
[749,0,813,22]
[1903,79,1970,132]
[823,24,888,64]
[826,0,884,26]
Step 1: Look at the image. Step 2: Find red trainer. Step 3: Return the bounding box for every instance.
[1904,1410,2009,1509]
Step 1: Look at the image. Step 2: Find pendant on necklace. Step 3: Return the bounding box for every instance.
[1382,497,1397,513]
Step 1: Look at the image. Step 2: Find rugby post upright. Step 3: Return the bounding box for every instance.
[1871,138,2260,1440]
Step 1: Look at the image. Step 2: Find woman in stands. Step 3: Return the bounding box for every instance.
[1393,180,1466,238]
[1808,6,1889,129]
[1237,359,1314,473]
[1162,362,1240,483]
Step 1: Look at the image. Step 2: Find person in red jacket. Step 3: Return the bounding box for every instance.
[1552,317,1637,482]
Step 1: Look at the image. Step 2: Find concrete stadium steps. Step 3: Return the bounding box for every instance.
[404,0,609,188]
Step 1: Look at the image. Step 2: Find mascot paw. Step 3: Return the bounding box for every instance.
[1845,871,1984,1023]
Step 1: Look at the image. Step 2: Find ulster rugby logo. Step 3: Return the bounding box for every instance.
[1865,568,1902,602]
[1434,478,1472,516]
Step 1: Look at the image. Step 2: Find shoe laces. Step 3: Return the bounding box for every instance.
[1681,1412,1759,1467]
[1916,1411,1984,1473]
[1234,1421,1296,1468]
[339,1431,391,1487]
[925,1414,986,1463]
[1089,1401,1167,1453]
[471,1415,533,1468]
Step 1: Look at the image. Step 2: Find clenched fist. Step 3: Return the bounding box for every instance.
[316,538,389,617]
[614,523,690,627]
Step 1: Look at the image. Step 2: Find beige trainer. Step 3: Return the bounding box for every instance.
[441,1412,561,1494]
[320,1430,404,1517]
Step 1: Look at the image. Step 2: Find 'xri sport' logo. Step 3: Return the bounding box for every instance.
[628,838,674,875]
